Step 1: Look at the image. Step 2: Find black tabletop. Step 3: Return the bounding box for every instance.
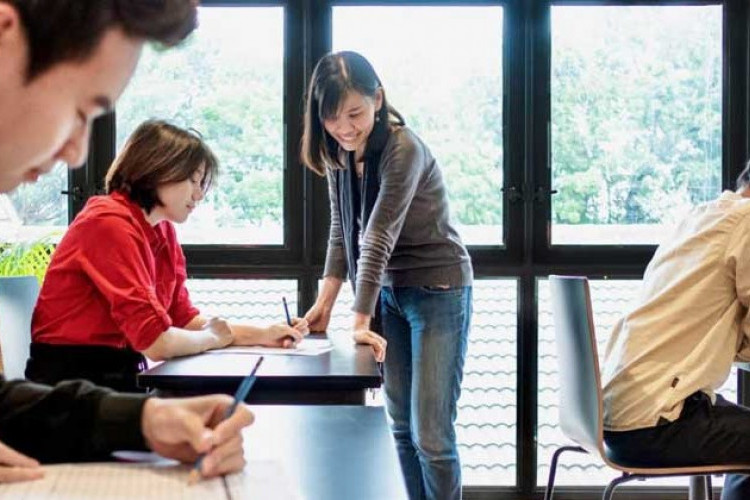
[137,333,381,404]
[245,405,408,500]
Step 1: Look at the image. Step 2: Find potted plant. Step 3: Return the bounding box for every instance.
[0,235,56,285]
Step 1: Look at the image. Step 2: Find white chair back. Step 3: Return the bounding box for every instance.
[0,276,39,379]
[549,275,604,456]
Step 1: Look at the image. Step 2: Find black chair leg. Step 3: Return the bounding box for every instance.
[602,473,637,500]
[544,446,587,500]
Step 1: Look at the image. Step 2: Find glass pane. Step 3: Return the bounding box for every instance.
[550,6,722,245]
[537,279,737,486]
[327,279,517,486]
[333,6,504,246]
[1,163,67,243]
[186,279,297,324]
[116,7,284,245]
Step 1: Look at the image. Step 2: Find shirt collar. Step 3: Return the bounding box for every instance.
[111,191,166,250]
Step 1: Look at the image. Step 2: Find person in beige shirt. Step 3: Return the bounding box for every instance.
[602,164,750,499]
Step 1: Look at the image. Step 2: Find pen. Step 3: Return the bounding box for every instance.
[281,296,300,348]
[188,356,264,484]
[282,296,292,326]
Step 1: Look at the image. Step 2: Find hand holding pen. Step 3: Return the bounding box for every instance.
[188,356,264,484]
[279,297,309,348]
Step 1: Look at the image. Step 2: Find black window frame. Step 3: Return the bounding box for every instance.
[69,0,750,497]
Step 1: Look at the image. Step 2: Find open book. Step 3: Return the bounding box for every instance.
[0,460,300,499]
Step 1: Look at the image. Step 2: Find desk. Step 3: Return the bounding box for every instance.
[0,406,407,499]
[247,405,407,500]
[137,334,381,405]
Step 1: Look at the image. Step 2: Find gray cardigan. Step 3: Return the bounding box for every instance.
[324,126,473,315]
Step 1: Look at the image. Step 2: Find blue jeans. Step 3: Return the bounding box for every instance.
[604,391,750,500]
[380,285,472,500]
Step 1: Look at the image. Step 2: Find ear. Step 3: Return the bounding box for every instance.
[374,87,384,112]
[0,4,26,84]
[0,3,21,44]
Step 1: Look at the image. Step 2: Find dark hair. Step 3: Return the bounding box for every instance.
[738,160,750,191]
[301,51,405,176]
[5,0,198,81]
[105,120,218,214]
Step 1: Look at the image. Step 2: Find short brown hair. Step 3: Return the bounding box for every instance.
[106,120,218,213]
[5,0,198,81]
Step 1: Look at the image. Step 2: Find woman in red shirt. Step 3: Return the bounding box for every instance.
[27,120,308,392]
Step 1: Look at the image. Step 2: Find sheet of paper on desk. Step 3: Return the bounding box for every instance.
[0,460,300,499]
[215,337,334,356]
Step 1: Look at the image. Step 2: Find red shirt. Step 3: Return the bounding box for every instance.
[32,191,199,351]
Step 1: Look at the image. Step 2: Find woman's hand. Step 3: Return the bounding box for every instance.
[304,303,333,333]
[263,323,305,348]
[353,329,387,362]
[0,440,44,483]
[205,317,234,349]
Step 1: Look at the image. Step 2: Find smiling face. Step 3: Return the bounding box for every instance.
[322,89,382,159]
[151,165,206,225]
[0,5,143,193]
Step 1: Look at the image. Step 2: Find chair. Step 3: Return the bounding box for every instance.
[0,276,39,379]
[545,275,750,500]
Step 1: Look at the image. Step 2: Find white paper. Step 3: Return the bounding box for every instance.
[0,460,300,500]
[214,338,334,356]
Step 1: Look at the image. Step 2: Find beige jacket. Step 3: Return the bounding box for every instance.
[603,191,750,431]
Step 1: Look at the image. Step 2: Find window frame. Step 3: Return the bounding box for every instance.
[71,0,750,497]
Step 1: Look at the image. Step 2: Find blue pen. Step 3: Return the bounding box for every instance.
[282,297,299,348]
[188,356,264,484]
[282,296,292,326]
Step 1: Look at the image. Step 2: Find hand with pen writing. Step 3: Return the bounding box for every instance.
[141,395,253,479]
[0,440,44,483]
[262,318,309,348]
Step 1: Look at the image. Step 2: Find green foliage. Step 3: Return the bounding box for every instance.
[0,237,56,285]
[107,6,721,236]
[550,7,722,225]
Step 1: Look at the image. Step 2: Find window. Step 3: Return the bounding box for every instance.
[550,5,722,245]
[187,278,297,324]
[332,6,504,246]
[2,164,68,243]
[116,7,285,245]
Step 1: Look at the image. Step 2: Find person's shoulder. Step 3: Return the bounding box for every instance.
[384,126,428,161]
[74,194,139,233]
[389,126,421,148]
[710,191,750,217]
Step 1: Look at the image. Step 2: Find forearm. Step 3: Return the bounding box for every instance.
[353,311,371,330]
[230,324,270,346]
[0,377,148,463]
[317,276,343,310]
[143,327,223,361]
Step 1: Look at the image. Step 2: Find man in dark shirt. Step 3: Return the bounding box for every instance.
[0,0,252,483]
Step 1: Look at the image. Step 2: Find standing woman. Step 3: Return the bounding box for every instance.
[301,51,473,500]
[27,120,307,392]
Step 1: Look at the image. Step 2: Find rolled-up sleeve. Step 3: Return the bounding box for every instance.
[78,217,172,351]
